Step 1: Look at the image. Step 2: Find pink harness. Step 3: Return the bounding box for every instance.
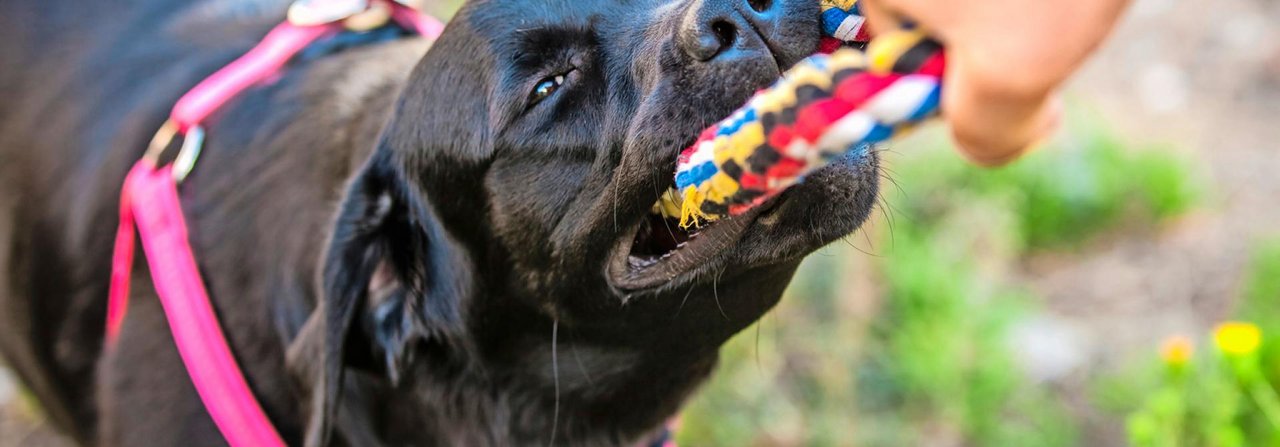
[106,3,443,446]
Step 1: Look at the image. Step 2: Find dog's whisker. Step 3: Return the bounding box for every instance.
[807,209,822,247]
[754,320,763,373]
[840,232,882,258]
[875,195,905,251]
[548,319,561,447]
[675,282,696,318]
[869,201,891,252]
[712,269,728,321]
[569,334,595,386]
[876,196,897,240]
[879,170,907,200]
[863,227,880,254]
[613,177,621,233]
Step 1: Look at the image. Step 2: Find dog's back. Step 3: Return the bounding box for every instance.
[0,0,405,440]
[0,1,257,438]
[1,0,169,436]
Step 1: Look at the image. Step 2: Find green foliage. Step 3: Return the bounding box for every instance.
[681,117,1201,445]
[1105,243,1280,447]
[860,220,1078,447]
[1239,239,1280,330]
[1116,325,1280,447]
[892,119,1201,251]
[1243,240,1280,393]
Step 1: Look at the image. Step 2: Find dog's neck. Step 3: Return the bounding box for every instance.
[319,323,716,445]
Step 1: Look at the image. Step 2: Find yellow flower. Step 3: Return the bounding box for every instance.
[1215,322,1262,356]
[1160,335,1194,366]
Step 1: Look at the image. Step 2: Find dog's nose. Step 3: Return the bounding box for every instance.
[680,0,783,63]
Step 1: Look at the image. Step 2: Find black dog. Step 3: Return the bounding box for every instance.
[0,0,879,444]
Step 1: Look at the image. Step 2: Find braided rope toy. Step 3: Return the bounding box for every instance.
[662,0,945,227]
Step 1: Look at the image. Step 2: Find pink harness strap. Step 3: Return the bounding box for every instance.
[171,23,340,131]
[106,4,445,446]
[392,5,445,37]
[111,163,288,447]
[170,8,443,131]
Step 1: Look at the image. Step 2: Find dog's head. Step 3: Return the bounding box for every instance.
[299,0,879,443]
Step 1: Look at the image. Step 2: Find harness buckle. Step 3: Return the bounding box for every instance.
[393,0,424,11]
[142,120,205,183]
[343,1,392,32]
[287,0,370,26]
[288,0,423,31]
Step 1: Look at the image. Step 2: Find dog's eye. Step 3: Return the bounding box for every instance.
[530,74,566,105]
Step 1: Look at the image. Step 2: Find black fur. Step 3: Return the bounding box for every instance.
[0,0,880,445]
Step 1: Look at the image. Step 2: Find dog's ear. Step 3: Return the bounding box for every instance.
[290,149,465,447]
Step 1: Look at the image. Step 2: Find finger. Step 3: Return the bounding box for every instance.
[946,72,1062,167]
[859,0,958,39]
[858,0,902,37]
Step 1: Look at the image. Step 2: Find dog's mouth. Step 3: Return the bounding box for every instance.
[607,190,776,292]
[607,21,825,292]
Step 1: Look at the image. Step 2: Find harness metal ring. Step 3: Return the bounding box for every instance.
[172,125,205,183]
[140,120,204,183]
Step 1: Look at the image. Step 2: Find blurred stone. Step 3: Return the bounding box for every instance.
[1220,14,1268,51]
[0,367,14,406]
[1131,0,1175,18]
[1138,62,1189,114]
[1009,315,1088,383]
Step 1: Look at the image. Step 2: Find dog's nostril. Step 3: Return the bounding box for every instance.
[681,0,764,62]
[711,19,737,51]
[685,17,740,61]
[747,0,772,13]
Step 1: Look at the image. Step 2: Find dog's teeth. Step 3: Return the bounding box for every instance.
[628,254,662,270]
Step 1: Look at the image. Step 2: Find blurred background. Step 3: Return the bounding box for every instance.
[3,0,1278,445]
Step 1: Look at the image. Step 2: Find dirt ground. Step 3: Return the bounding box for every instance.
[2,0,1277,445]
[0,366,71,446]
[1016,0,1280,444]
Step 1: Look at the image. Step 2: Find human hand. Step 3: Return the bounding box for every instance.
[860,0,1132,166]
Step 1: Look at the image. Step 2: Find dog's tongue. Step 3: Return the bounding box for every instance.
[663,2,945,228]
